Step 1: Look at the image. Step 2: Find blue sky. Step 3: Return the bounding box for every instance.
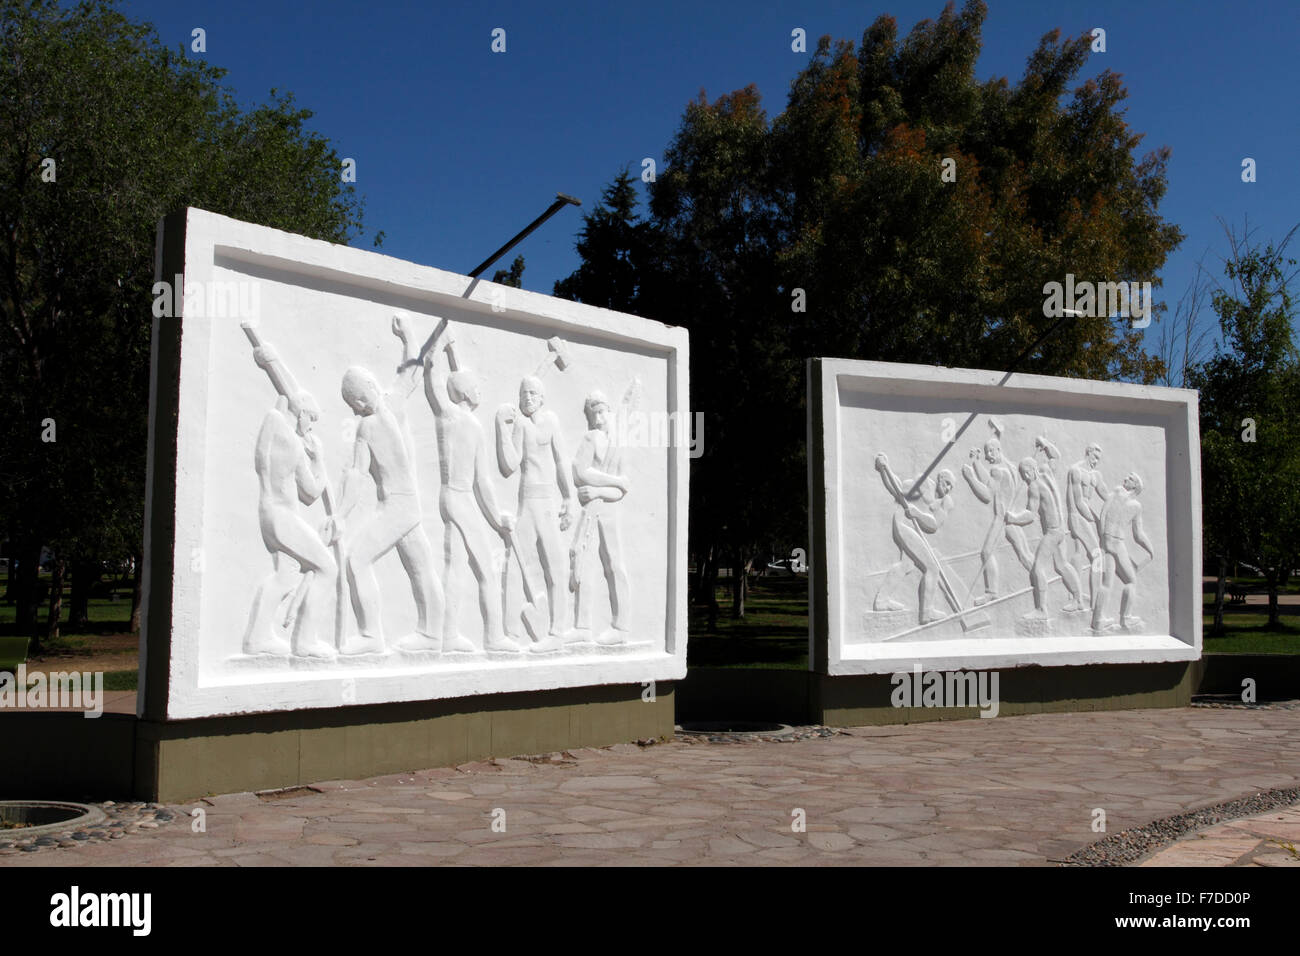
[121,0,1298,357]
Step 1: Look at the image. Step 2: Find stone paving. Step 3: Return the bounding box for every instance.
[1140,805,1300,867]
[1,704,1298,866]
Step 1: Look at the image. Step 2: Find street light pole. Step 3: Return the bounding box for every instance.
[468,193,582,280]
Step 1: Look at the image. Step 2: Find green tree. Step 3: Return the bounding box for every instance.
[491,255,525,288]
[0,0,364,645]
[554,169,654,315]
[556,0,1182,621]
[1189,224,1300,631]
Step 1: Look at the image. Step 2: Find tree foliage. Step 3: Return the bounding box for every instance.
[1189,223,1300,629]
[491,255,525,288]
[555,0,1183,616]
[0,0,364,636]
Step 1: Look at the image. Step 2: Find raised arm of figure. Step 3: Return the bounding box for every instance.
[422,333,451,418]
[963,455,992,503]
[1005,482,1038,527]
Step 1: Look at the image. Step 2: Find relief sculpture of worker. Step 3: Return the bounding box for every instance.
[241,352,339,659]
[496,374,575,652]
[421,318,521,654]
[335,315,444,655]
[570,390,632,645]
[872,453,956,625]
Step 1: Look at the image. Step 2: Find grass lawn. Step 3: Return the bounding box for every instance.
[1201,581,1300,652]
[685,574,1300,668]
[0,570,136,632]
[688,576,808,669]
[1203,574,1300,596]
[102,669,139,691]
[1202,616,1300,653]
[0,571,139,679]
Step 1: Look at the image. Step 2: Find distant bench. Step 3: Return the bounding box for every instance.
[1226,583,1265,604]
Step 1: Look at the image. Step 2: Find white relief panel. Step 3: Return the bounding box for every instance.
[808,358,1201,674]
[145,209,688,718]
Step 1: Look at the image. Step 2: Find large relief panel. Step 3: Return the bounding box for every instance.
[145,209,688,718]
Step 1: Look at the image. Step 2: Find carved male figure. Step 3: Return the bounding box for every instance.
[872,454,956,625]
[242,364,337,659]
[570,391,631,644]
[335,315,444,654]
[962,437,1033,604]
[1091,472,1154,631]
[1032,434,1063,499]
[1004,458,1086,620]
[422,319,520,653]
[1066,442,1107,600]
[496,375,574,651]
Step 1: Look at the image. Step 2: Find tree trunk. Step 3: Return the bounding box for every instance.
[15,538,41,643]
[731,555,747,618]
[129,550,144,633]
[45,557,65,642]
[1212,554,1226,636]
[1,529,12,603]
[1266,570,1280,629]
[70,559,94,629]
[702,550,719,633]
[691,549,706,605]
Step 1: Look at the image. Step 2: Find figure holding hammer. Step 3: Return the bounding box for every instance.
[421,318,521,653]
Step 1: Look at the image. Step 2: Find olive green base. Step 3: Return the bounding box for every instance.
[678,662,1197,726]
[2,683,674,804]
[815,662,1195,726]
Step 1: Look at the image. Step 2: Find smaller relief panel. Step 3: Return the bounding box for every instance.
[808,359,1201,675]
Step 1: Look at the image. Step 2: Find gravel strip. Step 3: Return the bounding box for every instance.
[1191,697,1300,710]
[674,725,843,744]
[0,801,179,856]
[1062,785,1300,867]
